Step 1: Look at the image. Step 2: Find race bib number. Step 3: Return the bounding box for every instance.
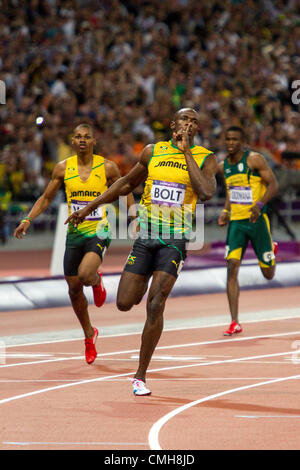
[229,186,253,205]
[151,180,186,207]
[70,199,103,221]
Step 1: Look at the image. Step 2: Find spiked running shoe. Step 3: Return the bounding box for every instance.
[223,321,243,336]
[84,327,98,364]
[92,271,106,307]
[131,378,151,396]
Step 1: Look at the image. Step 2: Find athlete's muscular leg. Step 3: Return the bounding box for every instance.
[134,271,176,382]
[65,276,94,339]
[226,258,241,323]
[65,252,102,339]
[78,251,102,287]
[117,271,150,311]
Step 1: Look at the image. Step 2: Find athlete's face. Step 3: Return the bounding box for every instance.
[172,110,200,139]
[225,131,243,155]
[72,126,95,155]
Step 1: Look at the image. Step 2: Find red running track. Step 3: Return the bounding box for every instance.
[0,287,300,450]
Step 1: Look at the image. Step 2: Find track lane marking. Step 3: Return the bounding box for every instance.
[235,415,300,419]
[0,350,298,406]
[1,330,300,369]
[148,373,300,450]
[3,310,300,348]
[2,441,148,447]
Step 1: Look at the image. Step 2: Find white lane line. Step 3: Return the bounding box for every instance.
[1,377,298,383]
[148,373,300,450]
[1,330,300,369]
[0,350,298,406]
[132,355,208,361]
[0,379,101,383]
[235,415,300,419]
[3,308,300,348]
[230,362,292,365]
[2,441,148,446]
[0,352,81,356]
[0,355,86,369]
[0,353,54,358]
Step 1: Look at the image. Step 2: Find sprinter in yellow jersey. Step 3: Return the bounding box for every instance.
[218,127,278,336]
[14,124,134,364]
[66,108,218,396]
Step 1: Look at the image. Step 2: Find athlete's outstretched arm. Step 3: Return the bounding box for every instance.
[248,152,278,222]
[105,159,137,217]
[65,145,153,226]
[14,162,65,239]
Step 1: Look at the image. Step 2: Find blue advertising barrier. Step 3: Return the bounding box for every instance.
[1,261,299,312]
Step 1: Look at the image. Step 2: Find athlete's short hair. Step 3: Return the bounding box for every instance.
[74,123,94,135]
[174,108,199,122]
[225,126,246,140]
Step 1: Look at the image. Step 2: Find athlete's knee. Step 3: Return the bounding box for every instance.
[147,292,167,321]
[134,295,144,306]
[133,288,147,306]
[68,285,83,300]
[146,305,164,326]
[116,297,133,312]
[261,267,275,280]
[77,268,94,286]
[227,260,240,279]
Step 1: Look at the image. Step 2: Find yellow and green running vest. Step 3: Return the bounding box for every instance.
[64,154,109,243]
[223,150,267,220]
[138,140,213,236]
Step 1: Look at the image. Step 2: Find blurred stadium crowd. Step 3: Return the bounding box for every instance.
[0,0,300,242]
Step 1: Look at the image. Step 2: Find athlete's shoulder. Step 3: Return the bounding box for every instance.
[62,155,77,168]
[64,154,77,162]
[53,159,68,179]
[135,143,154,169]
[62,155,77,180]
[153,141,170,151]
[194,144,214,155]
[92,154,105,167]
[93,153,104,160]
[158,140,171,146]
[247,149,267,168]
[247,149,264,159]
[104,157,120,173]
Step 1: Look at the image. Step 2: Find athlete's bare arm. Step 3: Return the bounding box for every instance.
[217,161,231,226]
[173,123,217,201]
[104,159,136,216]
[14,161,66,239]
[65,145,153,226]
[198,153,218,201]
[247,152,278,222]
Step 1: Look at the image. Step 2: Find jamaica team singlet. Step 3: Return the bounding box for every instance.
[138,140,213,237]
[64,154,110,245]
[223,150,267,220]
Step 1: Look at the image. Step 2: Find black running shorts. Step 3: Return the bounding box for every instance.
[63,235,110,277]
[124,236,187,278]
